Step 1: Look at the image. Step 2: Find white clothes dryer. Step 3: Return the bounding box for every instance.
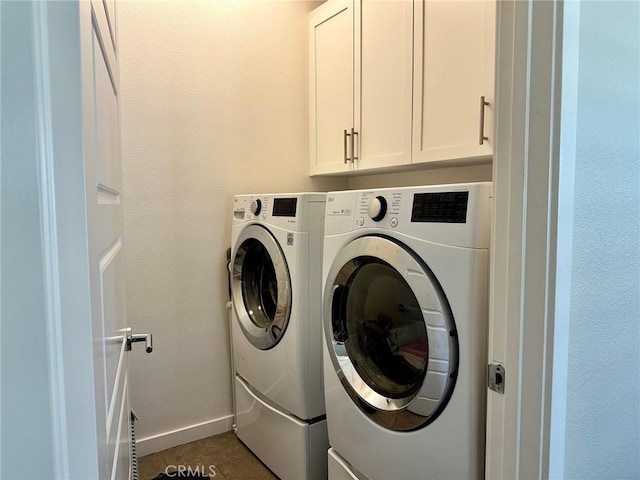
[322,183,492,480]
[230,193,328,480]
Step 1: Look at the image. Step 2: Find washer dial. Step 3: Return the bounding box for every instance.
[250,199,262,216]
[367,196,388,222]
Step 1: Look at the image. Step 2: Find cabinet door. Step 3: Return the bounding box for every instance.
[309,0,354,175]
[355,0,413,171]
[412,0,495,165]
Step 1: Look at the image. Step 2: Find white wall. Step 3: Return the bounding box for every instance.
[118,0,346,453]
[347,163,491,190]
[551,2,640,478]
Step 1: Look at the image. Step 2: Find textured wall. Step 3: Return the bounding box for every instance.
[118,0,346,449]
[347,163,492,190]
[560,2,640,478]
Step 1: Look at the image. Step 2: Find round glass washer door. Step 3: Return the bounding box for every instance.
[324,235,458,431]
[231,225,291,350]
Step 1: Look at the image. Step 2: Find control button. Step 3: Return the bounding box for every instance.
[367,196,388,222]
[250,199,262,216]
[357,217,365,227]
[262,213,267,220]
[390,217,398,228]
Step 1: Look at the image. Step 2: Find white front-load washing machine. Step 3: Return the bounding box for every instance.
[322,183,492,480]
[230,193,328,480]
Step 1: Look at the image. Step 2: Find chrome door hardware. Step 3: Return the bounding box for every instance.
[343,128,359,164]
[479,96,490,145]
[351,127,358,162]
[344,129,352,163]
[488,363,505,394]
[126,328,153,353]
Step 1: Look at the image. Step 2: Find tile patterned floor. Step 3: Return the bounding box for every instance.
[138,431,278,480]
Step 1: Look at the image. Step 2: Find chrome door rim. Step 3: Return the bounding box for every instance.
[324,235,458,430]
[232,224,291,350]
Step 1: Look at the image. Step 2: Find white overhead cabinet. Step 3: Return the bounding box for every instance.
[357,0,414,171]
[309,0,495,176]
[309,1,354,175]
[309,0,413,175]
[413,0,495,166]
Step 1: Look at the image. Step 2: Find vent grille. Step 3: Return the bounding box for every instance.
[130,410,139,480]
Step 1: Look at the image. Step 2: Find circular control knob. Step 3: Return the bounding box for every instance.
[367,196,388,222]
[250,199,262,216]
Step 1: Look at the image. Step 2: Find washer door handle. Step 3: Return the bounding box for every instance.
[331,285,349,343]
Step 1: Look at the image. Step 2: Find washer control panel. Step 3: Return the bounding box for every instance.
[250,199,262,216]
[411,191,469,224]
[233,196,271,221]
[367,196,388,222]
[357,191,403,229]
[325,183,490,248]
[354,189,470,230]
[233,194,325,232]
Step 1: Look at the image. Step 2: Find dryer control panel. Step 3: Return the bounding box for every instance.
[325,183,491,249]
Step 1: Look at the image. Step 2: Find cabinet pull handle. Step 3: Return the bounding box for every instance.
[351,128,358,161]
[344,129,351,163]
[479,96,490,145]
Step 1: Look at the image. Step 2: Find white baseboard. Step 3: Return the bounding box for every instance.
[136,415,234,457]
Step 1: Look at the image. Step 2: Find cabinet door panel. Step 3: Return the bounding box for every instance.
[356,0,413,171]
[413,0,495,164]
[309,1,354,175]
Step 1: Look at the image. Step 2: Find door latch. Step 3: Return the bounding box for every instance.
[488,363,505,394]
[125,328,153,353]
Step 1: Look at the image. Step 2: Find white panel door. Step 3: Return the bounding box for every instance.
[83,1,131,478]
[355,0,413,171]
[309,0,354,175]
[3,0,138,477]
[412,0,495,165]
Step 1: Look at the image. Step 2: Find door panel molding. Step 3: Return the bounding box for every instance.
[29,1,130,478]
[31,1,102,477]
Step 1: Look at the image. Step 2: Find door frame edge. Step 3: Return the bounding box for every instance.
[487,0,563,478]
